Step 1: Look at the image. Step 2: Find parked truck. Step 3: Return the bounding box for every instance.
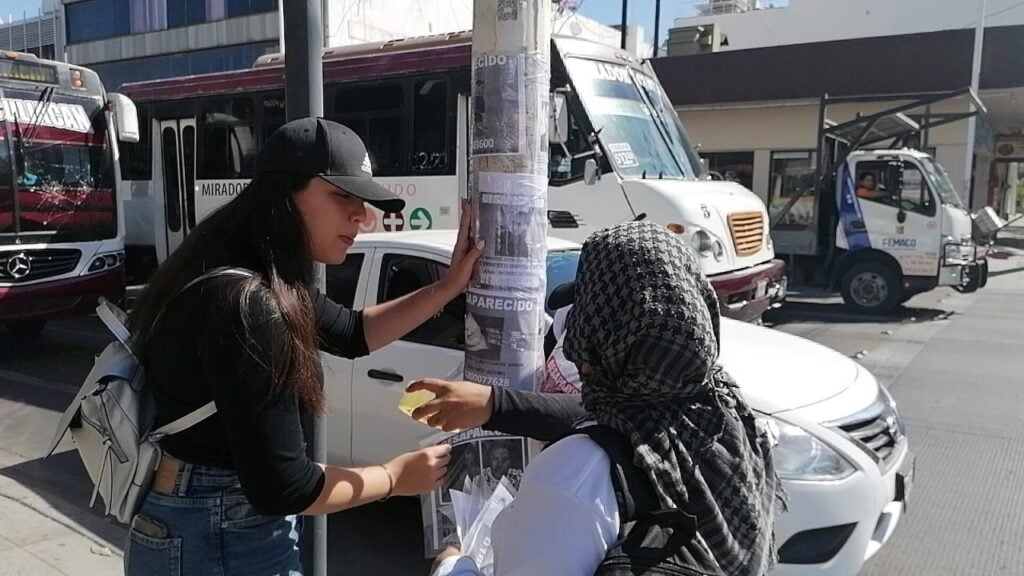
[771,88,990,314]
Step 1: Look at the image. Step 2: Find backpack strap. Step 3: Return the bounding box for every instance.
[149,401,218,441]
[144,267,254,439]
[548,424,657,522]
[567,425,704,570]
[150,266,256,328]
[97,299,133,348]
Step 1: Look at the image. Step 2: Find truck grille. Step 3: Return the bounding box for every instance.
[728,212,764,256]
[0,249,81,283]
[829,395,905,472]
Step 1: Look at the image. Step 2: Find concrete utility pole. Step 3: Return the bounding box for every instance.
[965,0,986,210]
[282,2,326,575]
[465,0,551,393]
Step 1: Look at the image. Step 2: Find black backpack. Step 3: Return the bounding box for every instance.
[551,425,723,576]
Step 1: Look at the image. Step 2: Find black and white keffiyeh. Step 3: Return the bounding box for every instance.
[563,222,779,576]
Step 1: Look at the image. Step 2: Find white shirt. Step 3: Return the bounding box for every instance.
[432,434,620,576]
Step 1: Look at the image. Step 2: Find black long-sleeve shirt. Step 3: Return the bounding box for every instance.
[145,275,369,516]
[483,386,586,442]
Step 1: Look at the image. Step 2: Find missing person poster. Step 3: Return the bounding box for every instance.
[471,53,526,156]
[463,288,546,391]
[420,428,528,556]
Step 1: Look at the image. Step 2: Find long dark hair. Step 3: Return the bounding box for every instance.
[129,173,325,414]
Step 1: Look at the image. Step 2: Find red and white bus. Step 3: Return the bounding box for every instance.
[117,32,785,322]
[0,52,138,338]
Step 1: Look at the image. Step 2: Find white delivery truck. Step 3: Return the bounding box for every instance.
[771,88,990,314]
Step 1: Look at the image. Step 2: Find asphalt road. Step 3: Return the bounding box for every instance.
[2,243,1022,575]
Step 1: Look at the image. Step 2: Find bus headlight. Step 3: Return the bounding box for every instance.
[773,421,856,481]
[693,229,725,261]
[86,251,125,274]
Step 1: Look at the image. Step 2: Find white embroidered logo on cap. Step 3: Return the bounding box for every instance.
[361,154,373,176]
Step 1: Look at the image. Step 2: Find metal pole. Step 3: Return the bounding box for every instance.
[653,0,661,57]
[278,0,286,54]
[620,0,628,50]
[964,0,986,210]
[282,4,326,576]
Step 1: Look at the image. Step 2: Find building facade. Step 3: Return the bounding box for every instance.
[656,0,1024,216]
[0,0,61,61]
[62,0,639,92]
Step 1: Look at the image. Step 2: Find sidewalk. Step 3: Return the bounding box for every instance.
[0,450,123,576]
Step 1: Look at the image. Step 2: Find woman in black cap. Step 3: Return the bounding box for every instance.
[123,118,481,575]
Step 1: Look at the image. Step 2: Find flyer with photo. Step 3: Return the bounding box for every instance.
[420,428,528,556]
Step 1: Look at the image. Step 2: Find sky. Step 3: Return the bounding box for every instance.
[0,0,42,21]
[575,0,789,50]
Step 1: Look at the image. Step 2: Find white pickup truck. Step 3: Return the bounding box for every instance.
[323,230,914,575]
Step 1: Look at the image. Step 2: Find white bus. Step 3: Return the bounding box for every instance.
[117,32,785,321]
[0,52,138,337]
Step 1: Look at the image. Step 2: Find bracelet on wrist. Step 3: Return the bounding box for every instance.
[378,465,395,501]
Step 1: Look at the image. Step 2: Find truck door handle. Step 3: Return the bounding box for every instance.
[851,220,866,230]
[367,369,404,383]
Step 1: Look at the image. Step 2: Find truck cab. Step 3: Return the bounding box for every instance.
[773,88,990,314]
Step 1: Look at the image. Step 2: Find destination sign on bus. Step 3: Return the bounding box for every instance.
[0,59,59,85]
[0,99,92,133]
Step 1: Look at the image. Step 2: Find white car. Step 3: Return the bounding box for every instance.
[322,230,914,576]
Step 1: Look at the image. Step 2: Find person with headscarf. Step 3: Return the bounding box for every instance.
[417,222,779,576]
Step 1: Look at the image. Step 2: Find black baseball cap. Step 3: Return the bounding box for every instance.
[547,280,577,311]
[256,117,405,213]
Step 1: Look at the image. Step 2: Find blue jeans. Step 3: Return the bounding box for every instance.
[123,460,303,576]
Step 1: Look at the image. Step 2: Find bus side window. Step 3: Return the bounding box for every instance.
[199,97,256,179]
[330,84,405,177]
[412,79,450,174]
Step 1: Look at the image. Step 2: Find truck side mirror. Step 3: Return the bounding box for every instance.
[549,92,569,145]
[886,161,904,199]
[583,157,600,185]
[108,93,140,143]
[886,160,905,221]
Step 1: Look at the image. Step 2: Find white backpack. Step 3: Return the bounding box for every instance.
[47,267,253,524]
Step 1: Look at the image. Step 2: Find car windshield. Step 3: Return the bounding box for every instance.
[920,157,964,208]
[564,57,700,180]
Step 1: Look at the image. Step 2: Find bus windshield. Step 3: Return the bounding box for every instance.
[564,57,701,180]
[0,90,115,242]
[920,157,964,208]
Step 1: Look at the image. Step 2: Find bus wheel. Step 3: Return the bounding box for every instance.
[840,263,902,315]
[6,319,48,340]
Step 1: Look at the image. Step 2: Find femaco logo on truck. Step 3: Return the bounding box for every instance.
[882,237,918,249]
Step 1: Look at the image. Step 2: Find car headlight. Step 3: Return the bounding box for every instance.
[773,421,856,481]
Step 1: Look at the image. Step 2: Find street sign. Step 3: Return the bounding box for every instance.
[383,211,405,231]
[409,207,433,230]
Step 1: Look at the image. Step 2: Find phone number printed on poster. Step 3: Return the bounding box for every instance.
[464,289,545,391]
